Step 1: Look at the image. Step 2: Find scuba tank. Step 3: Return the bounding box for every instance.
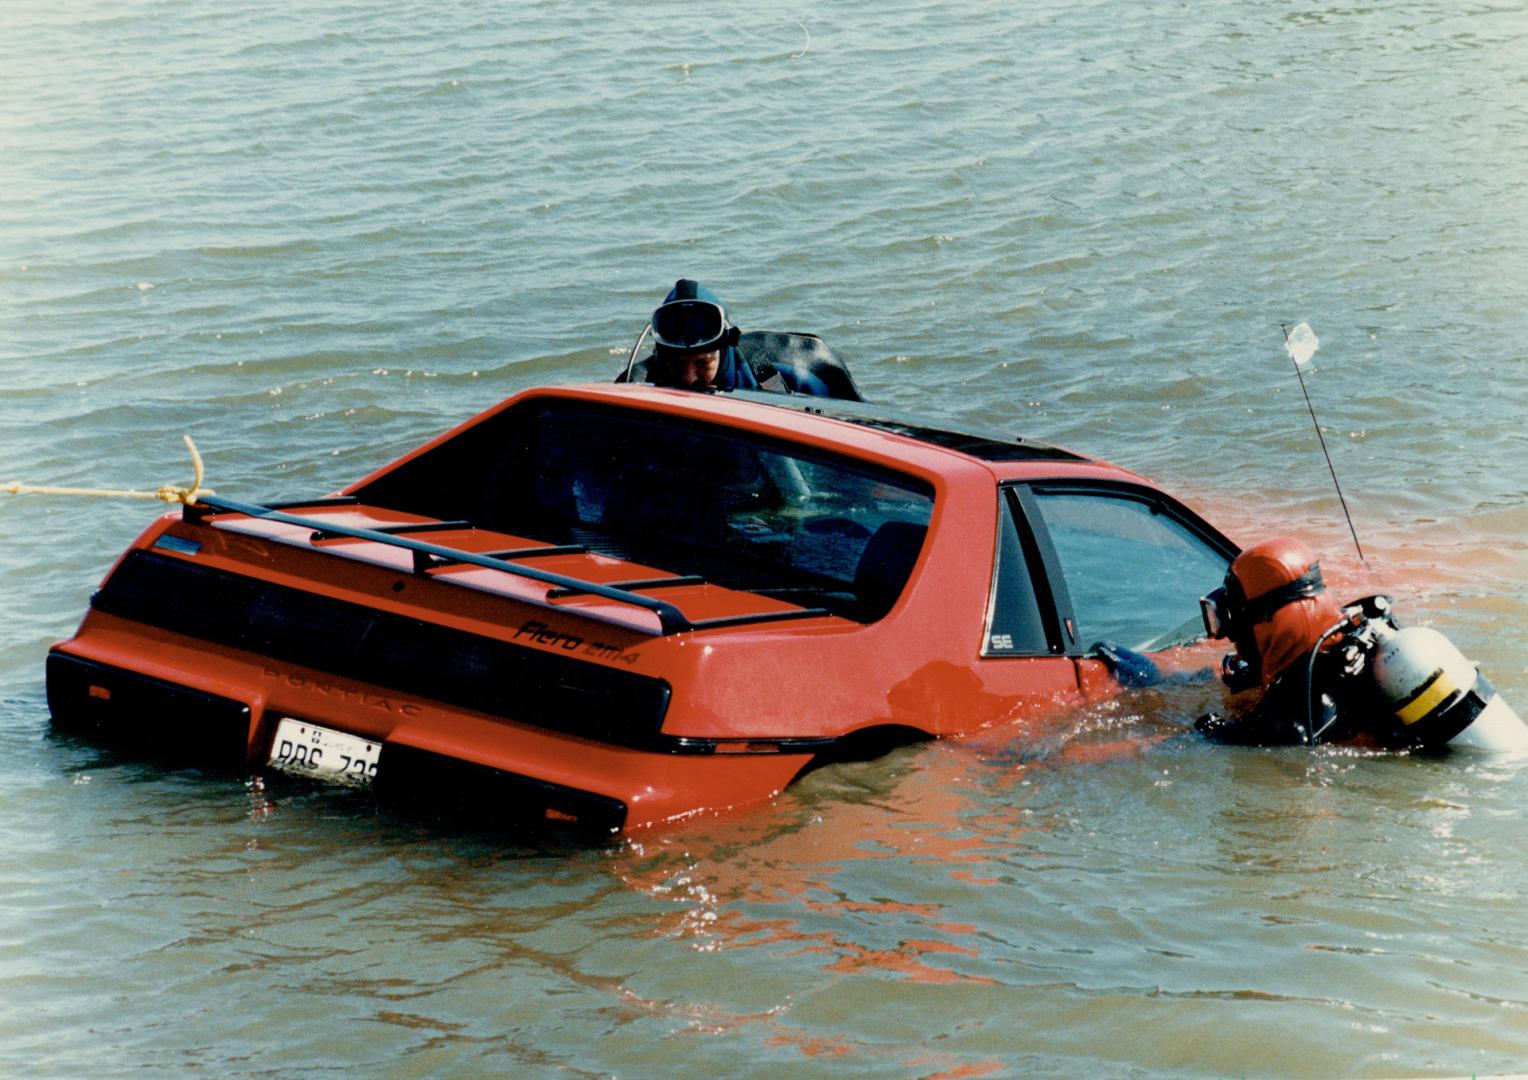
[1367,621,1528,752]
[1317,597,1528,752]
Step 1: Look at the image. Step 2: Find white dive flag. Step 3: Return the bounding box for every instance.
[1284,322,1319,368]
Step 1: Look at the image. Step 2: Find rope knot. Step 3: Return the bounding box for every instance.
[2,436,212,506]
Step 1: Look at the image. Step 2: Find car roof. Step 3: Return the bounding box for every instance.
[723,389,1088,463]
[525,383,1152,488]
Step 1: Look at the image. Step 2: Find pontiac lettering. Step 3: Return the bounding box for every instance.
[262,669,422,716]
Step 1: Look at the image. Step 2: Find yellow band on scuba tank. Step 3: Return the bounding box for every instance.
[1397,670,1457,726]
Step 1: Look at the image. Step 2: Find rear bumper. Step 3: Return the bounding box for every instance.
[46,630,809,833]
[46,651,630,832]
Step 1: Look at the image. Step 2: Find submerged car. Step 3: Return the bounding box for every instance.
[47,358,1240,832]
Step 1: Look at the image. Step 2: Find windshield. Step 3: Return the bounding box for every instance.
[356,400,935,621]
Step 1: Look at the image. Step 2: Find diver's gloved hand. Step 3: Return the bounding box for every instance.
[1195,711,1228,739]
[1195,710,1259,744]
[1220,653,1257,693]
[1092,640,1160,688]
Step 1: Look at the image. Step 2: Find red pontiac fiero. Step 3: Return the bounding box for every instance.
[48,382,1237,832]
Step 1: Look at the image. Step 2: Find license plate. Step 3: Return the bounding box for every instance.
[268,718,380,785]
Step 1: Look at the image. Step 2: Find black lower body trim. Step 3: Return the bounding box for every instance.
[46,653,253,768]
[375,742,627,834]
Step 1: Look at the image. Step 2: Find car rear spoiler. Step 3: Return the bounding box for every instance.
[182,495,831,637]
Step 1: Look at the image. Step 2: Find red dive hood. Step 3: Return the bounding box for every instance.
[1229,537,1343,687]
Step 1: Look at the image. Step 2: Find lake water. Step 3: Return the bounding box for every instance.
[4,2,1528,1076]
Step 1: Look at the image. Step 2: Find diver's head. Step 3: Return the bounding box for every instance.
[651,279,735,388]
[1202,536,1341,685]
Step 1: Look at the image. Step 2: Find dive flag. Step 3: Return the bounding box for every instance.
[1284,322,1319,368]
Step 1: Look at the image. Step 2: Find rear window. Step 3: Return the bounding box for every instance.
[357,401,935,620]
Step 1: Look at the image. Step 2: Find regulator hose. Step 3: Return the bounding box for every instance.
[1304,614,1357,745]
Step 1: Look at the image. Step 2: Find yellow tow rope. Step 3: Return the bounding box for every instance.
[3,435,213,506]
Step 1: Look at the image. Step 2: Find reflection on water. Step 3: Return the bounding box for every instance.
[599,700,1528,1075]
[9,674,1528,1074]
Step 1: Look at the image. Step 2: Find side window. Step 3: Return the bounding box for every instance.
[1027,489,1231,652]
[983,490,1052,656]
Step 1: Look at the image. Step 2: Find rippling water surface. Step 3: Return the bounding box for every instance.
[5,2,1528,1076]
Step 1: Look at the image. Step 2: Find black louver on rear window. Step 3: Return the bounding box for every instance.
[92,551,671,747]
